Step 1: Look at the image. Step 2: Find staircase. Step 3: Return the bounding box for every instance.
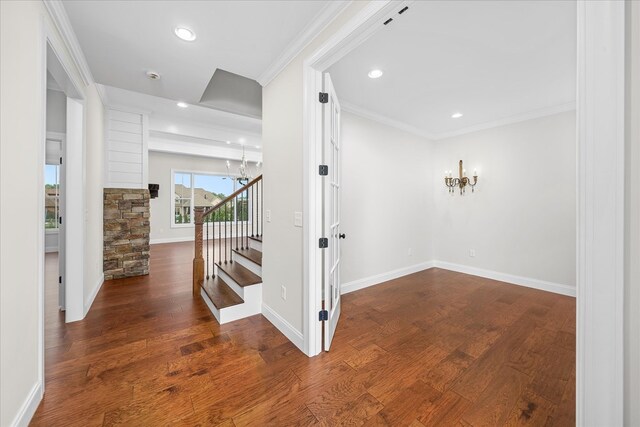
[192,175,263,324]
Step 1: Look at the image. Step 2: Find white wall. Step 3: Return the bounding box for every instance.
[262,1,370,337]
[625,1,640,424]
[1,3,45,424]
[433,111,576,290]
[1,1,105,424]
[46,89,66,133]
[340,112,435,288]
[148,151,234,243]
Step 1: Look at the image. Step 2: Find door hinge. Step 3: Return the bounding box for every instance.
[319,92,328,104]
[59,216,62,225]
[59,156,63,165]
[319,237,328,248]
[319,165,328,176]
[58,276,62,284]
[319,310,328,321]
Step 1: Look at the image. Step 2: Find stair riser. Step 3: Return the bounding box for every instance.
[201,285,262,324]
[216,267,245,299]
[232,252,262,276]
[249,238,262,252]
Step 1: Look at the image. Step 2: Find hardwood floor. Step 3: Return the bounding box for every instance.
[34,242,575,426]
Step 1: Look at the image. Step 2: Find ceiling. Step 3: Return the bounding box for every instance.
[101,84,262,158]
[328,0,577,139]
[63,0,332,104]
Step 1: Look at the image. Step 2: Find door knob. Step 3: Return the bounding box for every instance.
[339,233,346,239]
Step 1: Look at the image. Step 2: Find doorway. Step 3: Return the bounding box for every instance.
[302,1,626,424]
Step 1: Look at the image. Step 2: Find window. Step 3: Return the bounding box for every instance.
[172,171,239,226]
[45,164,60,230]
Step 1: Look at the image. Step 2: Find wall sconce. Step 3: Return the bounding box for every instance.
[444,160,478,195]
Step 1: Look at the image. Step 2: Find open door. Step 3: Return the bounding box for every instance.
[58,140,65,311]
[322,73,342,351]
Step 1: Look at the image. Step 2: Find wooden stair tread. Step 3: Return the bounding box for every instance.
[249,235,262,243]
[233,247,262,266]
[201,276,244,309]
[216,261,261,287]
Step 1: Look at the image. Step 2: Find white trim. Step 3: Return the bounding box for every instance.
[83,273,104,316]
[433,261,576,297]
[302,0,411,357]
[434,102,577,141]
[256,1,352,87]
[576,1,626,425]
[341,261,435,294]
[42,0,94,87]
[341,101,576,142]
[341,101,435,139]
[150,236,194,245]
[9,381,43,427]
[261,303,305,352]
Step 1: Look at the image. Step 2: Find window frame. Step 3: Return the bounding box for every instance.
[170,169,241,228]
[44,163,60,232]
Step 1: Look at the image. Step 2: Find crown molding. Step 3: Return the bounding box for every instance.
[433,102,577,141]
[341,101,436,140]
[340,100,576,142]
[257,1,352,87]
[43,0,94,88]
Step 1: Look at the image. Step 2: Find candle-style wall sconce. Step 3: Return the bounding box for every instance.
[444,160,478,195]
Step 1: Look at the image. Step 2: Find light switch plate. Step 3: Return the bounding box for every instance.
[294,211,302,227]
[266,209,271,222]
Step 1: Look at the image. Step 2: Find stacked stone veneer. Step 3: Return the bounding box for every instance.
[103,189,150,280]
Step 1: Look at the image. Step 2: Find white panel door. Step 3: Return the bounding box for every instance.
[323,73,342,351]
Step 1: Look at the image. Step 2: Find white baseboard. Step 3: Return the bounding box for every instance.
[341,261,436,295]
[83,273,104,316]
[10,381,42,427]
[150,236,194,245]
[261,303,305,352]
[433,260,576,297]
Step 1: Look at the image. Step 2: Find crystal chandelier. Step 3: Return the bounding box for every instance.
[226,146,261,186]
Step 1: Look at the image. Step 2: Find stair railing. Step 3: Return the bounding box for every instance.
[193,175,263,295]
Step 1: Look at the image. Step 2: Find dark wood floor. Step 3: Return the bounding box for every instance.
[34,242,575,426]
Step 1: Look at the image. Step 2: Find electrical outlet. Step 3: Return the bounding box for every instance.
[408,248,413,256]
[266,209,272,222]
[281,285,286,300]
[469,249,476,257]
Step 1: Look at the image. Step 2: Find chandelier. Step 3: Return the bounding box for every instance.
[226,146,261,186]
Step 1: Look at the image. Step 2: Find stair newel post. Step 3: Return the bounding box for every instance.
[251,185,255,238]
[235,197,239,250]
[193,206,206,296]
[257,179,261,237]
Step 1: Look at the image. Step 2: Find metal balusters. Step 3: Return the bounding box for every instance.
[206,215,210,279]
[245,188,249,249]
[224,202,228,264]
[218,209,221,266]
[229,200,233,264]
[256,180,260,237]
[251,185,255,237]
[235,198,239,250]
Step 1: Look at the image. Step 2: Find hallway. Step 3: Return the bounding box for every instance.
[34,243,575,426]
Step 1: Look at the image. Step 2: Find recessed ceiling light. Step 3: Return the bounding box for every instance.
[175,27,196,42]
[226,141,231,145]
[451,112,463,119]
[239,138,246,144]
[255,145,261,149]
[368,69,383,79]
[177,102,188,108]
